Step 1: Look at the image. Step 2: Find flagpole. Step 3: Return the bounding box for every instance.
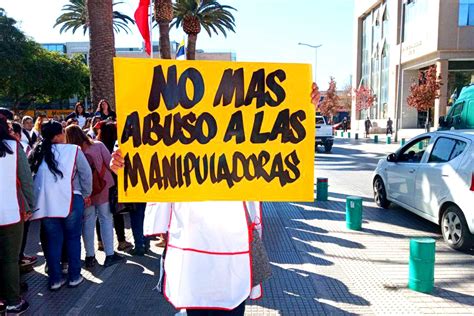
[149,0,153,58]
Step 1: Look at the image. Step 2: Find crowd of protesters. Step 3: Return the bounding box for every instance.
[1,83,320,316]
[0,100,150,315]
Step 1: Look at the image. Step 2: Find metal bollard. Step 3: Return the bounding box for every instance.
[316,178,328,201]
[374,135,379,143]
[348,132,351,138]
[346,196,363,230]
[401,138,406,146]
[355,133,359,140]
[386,136,391,144]
[409,238,436,293]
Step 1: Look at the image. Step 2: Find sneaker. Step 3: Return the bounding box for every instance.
[128,246,146,257]
[20,255,37,267]
[84,256,97,268]
[49,278,67,291]
[117,241,133,251]
[6,299,29,316]
[103,253,124,268]
[97,241,104,252]
[61,262,69,275]
[68,276,84,288]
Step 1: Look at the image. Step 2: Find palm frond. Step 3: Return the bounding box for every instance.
[54,0,135,35]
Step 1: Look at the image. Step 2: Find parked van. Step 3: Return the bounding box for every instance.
[439,85,474,130]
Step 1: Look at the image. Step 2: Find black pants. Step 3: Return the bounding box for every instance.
[19,220,30,259]
[97,213,126,243]
[0,222,23,305]
[187,300,246,316]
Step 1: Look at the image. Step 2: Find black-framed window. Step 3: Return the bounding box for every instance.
[398,137,430,163]
[428,137,467,163]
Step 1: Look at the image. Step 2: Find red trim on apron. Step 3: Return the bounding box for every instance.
[162,202,253,310]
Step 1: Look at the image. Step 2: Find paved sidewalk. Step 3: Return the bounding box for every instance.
[20,140,474,315]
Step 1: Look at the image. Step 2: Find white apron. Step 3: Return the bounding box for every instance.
[0,140,21,226]
[144,201,264,309]
[32,144,78,220]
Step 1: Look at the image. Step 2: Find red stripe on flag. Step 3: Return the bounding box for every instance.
[134,0,151,55]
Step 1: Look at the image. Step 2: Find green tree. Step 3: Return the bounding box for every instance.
[172,0,236,60]
[54,0,135,35]
[0,10,89,108]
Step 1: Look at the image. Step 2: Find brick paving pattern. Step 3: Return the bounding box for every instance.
[20,139,473,315]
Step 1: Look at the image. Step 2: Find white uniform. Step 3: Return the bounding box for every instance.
[144,201,264,310]
[0,140,21,226]
[31,144,79,220]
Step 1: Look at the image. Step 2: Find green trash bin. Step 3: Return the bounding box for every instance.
[374,135,379,143]
[348,132,351,138]
[409,238,436,293]
[355,133,359,140]
[386,136,391,144]
[316,178,328,201]
[346,196,363,230]
[418,141,424,150]
[341,132,344,138]
[401,138,406,146]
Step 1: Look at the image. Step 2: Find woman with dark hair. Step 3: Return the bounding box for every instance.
[65,125,123,268]
[96,121,133,251]
[87,116,102,139]
[95,99,116,121]
[66,102,90,128]
[29,121,92,291]
[0,108,34,314]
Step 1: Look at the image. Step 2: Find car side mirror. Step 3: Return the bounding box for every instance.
[387,153,397,162]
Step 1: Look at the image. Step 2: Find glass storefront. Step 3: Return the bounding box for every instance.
[359,1,390,120]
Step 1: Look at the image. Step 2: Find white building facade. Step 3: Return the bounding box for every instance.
[352,0,474,138]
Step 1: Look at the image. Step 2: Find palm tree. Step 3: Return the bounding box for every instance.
[54,0,135,35]
[172,0,236,60]
[86,0,115,107]
[154,0,173,59]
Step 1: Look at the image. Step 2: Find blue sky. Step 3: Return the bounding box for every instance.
[2,0,354,90]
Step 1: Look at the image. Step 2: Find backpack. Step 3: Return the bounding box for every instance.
[85,153,107,197]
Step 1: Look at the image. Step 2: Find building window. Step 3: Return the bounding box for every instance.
[459,0,474,26]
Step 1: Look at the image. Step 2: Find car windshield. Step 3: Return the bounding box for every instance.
[316,117,325,125]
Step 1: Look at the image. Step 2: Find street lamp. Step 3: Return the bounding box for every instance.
[298,42,322,83]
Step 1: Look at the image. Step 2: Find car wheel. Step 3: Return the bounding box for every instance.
[373,177,390,209]
[441,206,474,251]
[324,143,333,152]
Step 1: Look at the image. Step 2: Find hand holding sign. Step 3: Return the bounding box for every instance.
[114,58,314,202]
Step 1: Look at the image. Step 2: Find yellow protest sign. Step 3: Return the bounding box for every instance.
[114,58,314,202]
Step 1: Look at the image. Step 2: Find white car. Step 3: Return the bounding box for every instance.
[315,116,334,152]
[373,130,474,251]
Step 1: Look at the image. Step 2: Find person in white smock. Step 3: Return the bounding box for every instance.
[29,121,92,291]
[109,83,321,315]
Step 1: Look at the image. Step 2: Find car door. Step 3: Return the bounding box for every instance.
[415,136,468,217]
[386,136,431,207]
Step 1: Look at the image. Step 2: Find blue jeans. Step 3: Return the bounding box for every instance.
[130,203,149,249]
[42,194,84,284]
[83,202,114,256]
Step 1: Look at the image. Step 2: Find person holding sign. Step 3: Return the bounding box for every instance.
[109,84,320,314]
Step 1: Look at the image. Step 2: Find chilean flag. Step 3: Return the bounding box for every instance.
[134,0,151,55]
